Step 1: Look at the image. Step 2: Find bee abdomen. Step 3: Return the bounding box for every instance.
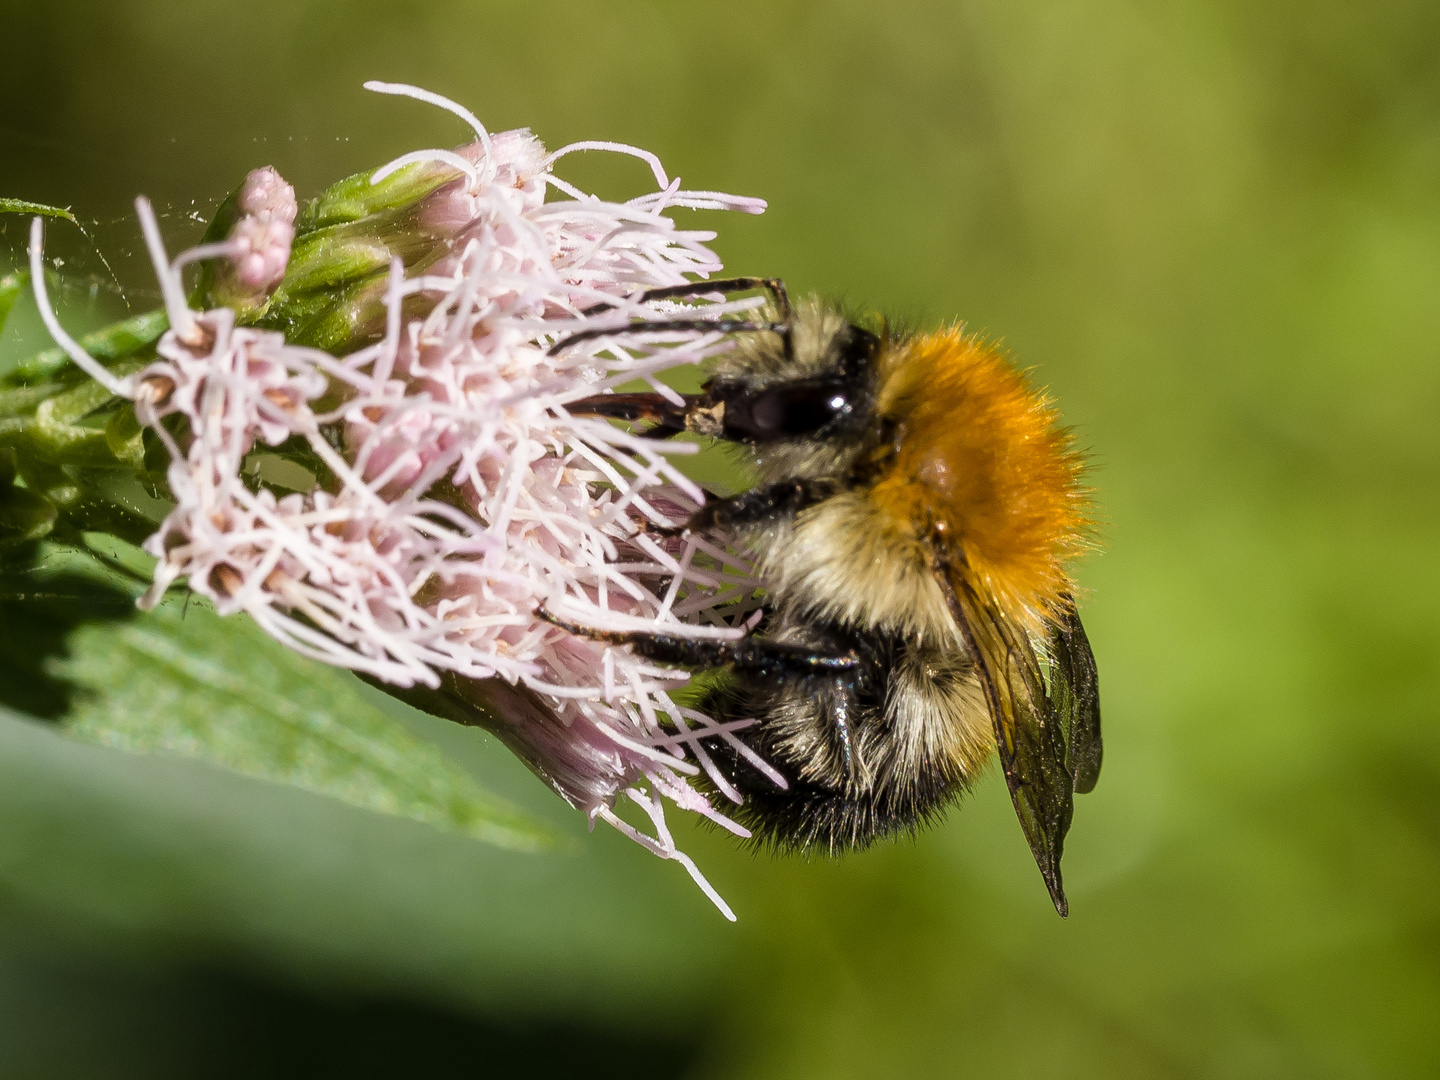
[718,758,973,855]
[696,626,984,853]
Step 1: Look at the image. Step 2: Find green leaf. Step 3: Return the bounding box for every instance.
[0,479,57,547]
[4,308,168,386]
[0,198,77,224]
[0,544,554,853]
[0,270,27,337]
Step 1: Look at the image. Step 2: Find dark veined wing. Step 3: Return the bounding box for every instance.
[941,567,1075,916]
[1048,596,1103,795]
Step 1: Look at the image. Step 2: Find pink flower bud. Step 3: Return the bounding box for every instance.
[201,167,298,307]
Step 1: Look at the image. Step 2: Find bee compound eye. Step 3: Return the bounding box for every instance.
[750,391,788,433]
[724,380,852,441]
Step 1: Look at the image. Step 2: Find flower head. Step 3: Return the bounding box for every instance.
[36,83,780,917]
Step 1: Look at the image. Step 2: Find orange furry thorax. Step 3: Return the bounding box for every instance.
[868,327,1088,634]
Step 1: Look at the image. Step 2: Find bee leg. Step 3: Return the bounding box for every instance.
[633,481,831,539]
[581,277,792,323]
[536,607,857,678]
[832,692,856,782]
[548,318,786,357]
[555,279,794,358]
[626,277,793,359]
[681,479,836,535]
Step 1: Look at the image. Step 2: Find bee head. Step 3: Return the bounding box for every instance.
[702,300,884,477]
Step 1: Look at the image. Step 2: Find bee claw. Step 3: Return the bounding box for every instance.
[634,519,690,539]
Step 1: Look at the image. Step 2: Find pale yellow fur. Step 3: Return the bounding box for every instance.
[744,492,997,782]
[751,491,955,644]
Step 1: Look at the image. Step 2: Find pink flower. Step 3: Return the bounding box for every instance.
[35,83,777,918]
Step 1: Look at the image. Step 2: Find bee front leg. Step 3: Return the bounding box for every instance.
[536,608,857,678]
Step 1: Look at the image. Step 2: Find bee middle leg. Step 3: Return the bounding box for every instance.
[536,607,858,678]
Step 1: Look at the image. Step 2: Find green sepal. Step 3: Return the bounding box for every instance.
[273,272,392,352]
[297,158,461,233]
[0,382,60,420]
[7,462,164,548]
[271,231,395,304]
[4,359,147,464]
[0,484,56,547]
[256,216,456,351]
[0,356,170,547]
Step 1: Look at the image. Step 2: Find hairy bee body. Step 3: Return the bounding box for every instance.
[700,613,992,852]
[561,284,1101,914]
[693,307,997,848]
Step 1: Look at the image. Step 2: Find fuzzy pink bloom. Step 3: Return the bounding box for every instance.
[32,84,782,917]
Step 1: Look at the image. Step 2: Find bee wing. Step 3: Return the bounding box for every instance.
[944,571,1075,916]
[1048,597,1103,795]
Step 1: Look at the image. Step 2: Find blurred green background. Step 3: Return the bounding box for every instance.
[2,0,1438,1076]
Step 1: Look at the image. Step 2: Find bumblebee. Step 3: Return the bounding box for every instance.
[552,277,1101,915]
